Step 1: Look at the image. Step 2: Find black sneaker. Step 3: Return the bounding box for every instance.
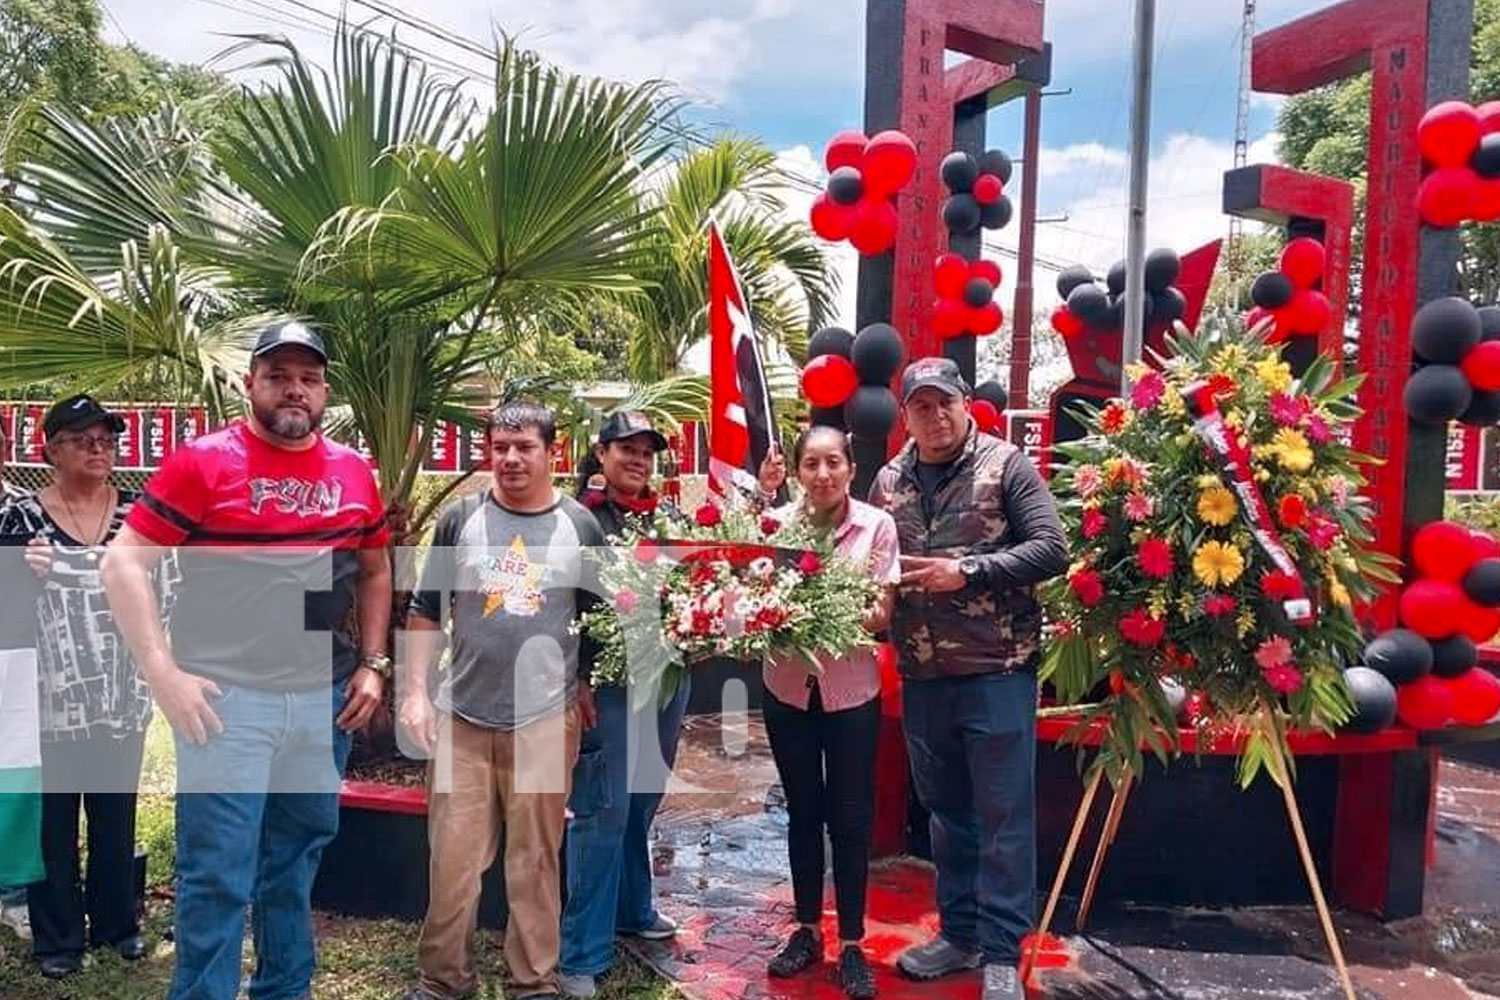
[837,945,877,998]
[768,927,821,977]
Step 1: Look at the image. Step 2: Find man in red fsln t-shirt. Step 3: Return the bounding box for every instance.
[102,323,393,1000]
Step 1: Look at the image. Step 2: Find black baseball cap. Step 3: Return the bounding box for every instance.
[597,410,668,451]
[43,394,126,441]
[900,356,972,403]
[252,322,327,363]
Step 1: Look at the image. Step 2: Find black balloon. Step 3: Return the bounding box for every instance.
[1252,272,1295,310]
[1405,364,1474,425]
[1412,296,1482,364]
[963,277,994,309]
[943,194,982,234]
[1462,388,1500,426]
[1107,260,1127,296]
[807,326,855,359]
[809,405,846,429]
[827,166,865,206]
[1156,286,1187,324]
[1144,248,1181,293]
[1480,305,1500,343]
[1057,265,1096,300]
[940,151,979,193]
[850,323,904,385]
[1463,557,1500,607]
[1342,666,1399,735]
[845,385,898,438]
[1105,295,1127,331]
[979,149,1013,184]
[1363,629,1434,685]
[1430,634,1478,679]
[980,196,1013,230]
[973,380,1008,409]
[1067,283,1111,327]
[1473,133,1500,179]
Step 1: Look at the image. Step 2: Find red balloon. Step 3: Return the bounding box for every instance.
[971,259,1002,287]
[934,253,969,299]
[863,130,918,195]
[1286,289,1332,336]
[1479,100,1500,135]
[1418,167,1477,228]
[847,196,898,255]
[1449,668,1500,726]
[1462,599,1500,644]
[810,193,854,241]
[1473,177,1500,223]
[1413,520,1480,581]
[1472,529,1500,562]
[801,354,859,408]
[1419,101,1482,168]
[971,302,1004,336]
[1397,675,1454,730]
[1269,306,1298,345]
[1279,237,1326,289]
[1400,578,1467,639]
[1052,306,1083,338]
[933,299,968,339]
[824,130,869,173]
[972,399,1001,434]
[1462,340,1500,391]
[973,174,1003,205]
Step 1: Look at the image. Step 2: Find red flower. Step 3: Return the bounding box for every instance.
[1081,508,1108,540]
[1119,608,1166,647]
[1278,494,1308,530]
[614,590,639,613]
[690,562,717,586]
[695,503,723,527]
[1262,571,1304,600]
[1100,402,1130,434]
[1306,414,1333,444]
[1263,663,1305,695]
[797,551,823,576]
[1203,594,1238,618]
[1270,392,1305,427]
[691,609,715,635]
[1205,373,1238,405]
[1307,515,1340,551]
[634,539,661,564]
[760,515,781,536]
[1130,372,1166,410]
[1138,537,1175,579]
[1069,568,1105,607]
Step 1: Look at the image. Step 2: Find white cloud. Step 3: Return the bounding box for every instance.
[1038,142,1129,174]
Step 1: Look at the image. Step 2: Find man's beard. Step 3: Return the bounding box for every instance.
[255,401,322,440]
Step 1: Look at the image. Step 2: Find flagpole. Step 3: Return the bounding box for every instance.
[1122,0,1156,392]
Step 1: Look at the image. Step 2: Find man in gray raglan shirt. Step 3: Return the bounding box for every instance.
[396,401,604,1000]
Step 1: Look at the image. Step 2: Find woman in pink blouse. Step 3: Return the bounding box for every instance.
[760,426,899,999]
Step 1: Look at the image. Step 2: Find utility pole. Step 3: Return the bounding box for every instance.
[1228,0,1258,281]
[1122,0,1156,388]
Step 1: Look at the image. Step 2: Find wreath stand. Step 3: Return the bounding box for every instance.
[1023,716,1358,1000]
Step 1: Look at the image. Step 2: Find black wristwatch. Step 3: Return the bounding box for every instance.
[958,555,984,583]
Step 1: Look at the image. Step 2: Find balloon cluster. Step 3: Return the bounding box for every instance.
[1349,521,1500,731]
[810,130,918,255]
[933,254,1004,340]
[801,323,906,438]
[1403,297,1500,426]
[939,149,1014,236]
[1417,100,1500,228]
[1049,248,1185,338]
[1244,238,1333,343]
[972,380,1007,436]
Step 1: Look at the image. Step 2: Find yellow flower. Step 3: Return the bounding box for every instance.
[1330,580,1351,608]
[1196,474,1223,489]
[1255,357,1293,393]
[1273,428,1314,472]
[1125,361,1150,382]
[1197,486,1238,526]
[1148,591,1169,619]
[1161,389,1187,417]
[1236,608,1256,638]
[1192,541,1246,587]
[1176,593,1197,619]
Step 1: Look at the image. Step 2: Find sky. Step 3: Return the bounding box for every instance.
[98,0,1321,328]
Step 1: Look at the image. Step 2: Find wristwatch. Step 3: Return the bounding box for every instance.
[958,555,984,583]
[359,653,393,679]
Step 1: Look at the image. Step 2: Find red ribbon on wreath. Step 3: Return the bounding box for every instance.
[1182,381,1315,626]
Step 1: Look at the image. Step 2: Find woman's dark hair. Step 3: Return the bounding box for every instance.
[574,450,604,496]
[791,425,853,467]
[487,400,556,446]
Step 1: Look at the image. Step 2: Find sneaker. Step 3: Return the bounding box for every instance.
[0,902,30,941]
[558,972,597,998]
[982,963,1023,1000]
[896,937,980,980]
[620,912,677,941]
[836,945,877,999]
[768,926,821,978]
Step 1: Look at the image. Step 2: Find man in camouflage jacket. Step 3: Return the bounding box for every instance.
[868,357,1068,1000]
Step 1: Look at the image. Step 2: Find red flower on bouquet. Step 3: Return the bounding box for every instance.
[1264,663,1305,694]
[1205,373,1238,405]
[1130,372,1166,411]
[1100,402,1130,435]
[1261,571,1304,600]
[1138,537,1174,579]
[691,609,715,635]
[614,590,639,613]
[1307,515,1340,551]
[1069,568,1105,606]
[760,516,781,536]
[797,551,823,576]
[1203,593,1238,618]
[634,539,661,564]
[1082,508,1109,540]
[695,503,723,527]
[1277,494,1308,530]
[690,562,717,587]
[1119,608,1166,647]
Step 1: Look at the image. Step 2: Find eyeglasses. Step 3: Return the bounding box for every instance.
[56,434,118,453]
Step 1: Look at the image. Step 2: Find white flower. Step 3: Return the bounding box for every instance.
[749,556,776,581]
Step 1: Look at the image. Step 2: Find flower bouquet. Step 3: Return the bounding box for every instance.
[1042,319,1400,788]
[581,492,882,706]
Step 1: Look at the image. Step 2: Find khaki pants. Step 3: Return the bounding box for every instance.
[419,707,580,999]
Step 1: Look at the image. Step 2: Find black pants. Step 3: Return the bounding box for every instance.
[30,733,144,959]
[763,686,880,942]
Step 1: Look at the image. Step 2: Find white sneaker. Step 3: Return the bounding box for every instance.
[558,972,597,997]
[0,902,31,941]
[982,962,1023,1000]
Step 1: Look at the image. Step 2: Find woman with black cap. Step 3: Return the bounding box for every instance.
[0,395,158,976]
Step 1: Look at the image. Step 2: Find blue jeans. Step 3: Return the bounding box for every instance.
[560,680,689,977]
[903,672,1036,964]
[168,682,351,1000]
